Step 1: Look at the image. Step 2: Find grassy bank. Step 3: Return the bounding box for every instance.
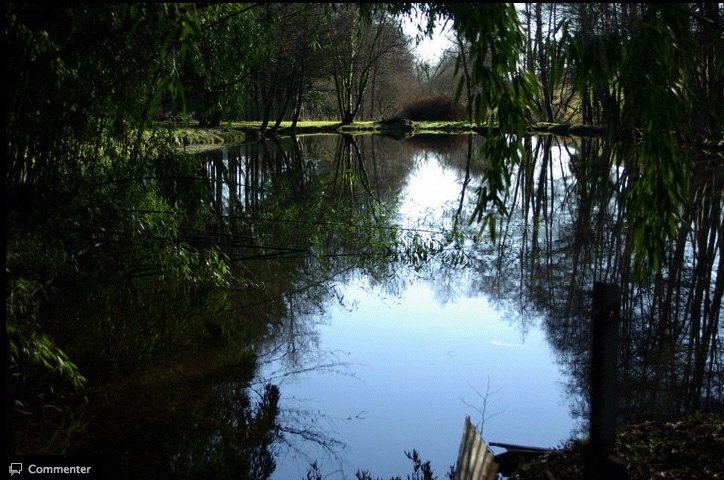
[163,119,607,151]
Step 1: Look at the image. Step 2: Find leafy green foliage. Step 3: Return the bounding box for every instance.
[565,3,721,276]
[6,4,202,193]
[181,4,271,126]
[7,318,88,453]
[7,323,87,409]
[386,3,722,278]
[6,5,247,446]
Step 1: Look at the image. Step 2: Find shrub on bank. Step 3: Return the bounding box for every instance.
[398,95,465,121]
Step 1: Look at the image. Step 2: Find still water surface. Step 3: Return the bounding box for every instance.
[254,146,579,479]
[52,132,719,479]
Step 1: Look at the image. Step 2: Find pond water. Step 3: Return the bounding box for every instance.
[257,148,579,478]
[43,132,720,479]
[189,133,720,479]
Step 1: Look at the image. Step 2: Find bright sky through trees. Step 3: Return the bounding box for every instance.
[401,11,454,64]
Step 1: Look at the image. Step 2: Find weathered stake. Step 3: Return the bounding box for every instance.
[587,282,622,479]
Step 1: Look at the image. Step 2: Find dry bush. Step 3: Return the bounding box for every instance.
[398,95,465,121]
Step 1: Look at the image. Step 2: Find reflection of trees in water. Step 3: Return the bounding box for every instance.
[194,133,719,469]
[70,354,280,479]
[420,135,721,427]
[21,134,415,469]
[198,134,419,466]
[170,383,281,480]
[554,138,722,423]
[400,134,469,155]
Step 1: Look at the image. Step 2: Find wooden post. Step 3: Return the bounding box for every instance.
[587,282,621,479]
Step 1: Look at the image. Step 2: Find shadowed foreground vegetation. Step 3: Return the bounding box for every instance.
[511,413,723,480]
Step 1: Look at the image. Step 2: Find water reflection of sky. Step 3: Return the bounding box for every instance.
[397,153,462,230]
[267,150,579,480]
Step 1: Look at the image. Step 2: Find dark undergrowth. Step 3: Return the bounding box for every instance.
[511,413,724,480]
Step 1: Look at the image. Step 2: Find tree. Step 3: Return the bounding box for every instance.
[566,2,723,273]
[6,4,227,448]
[270,4,332,131]
[182,4,269,127]
[519,3,573,123]
[325,4,408,124]
[6,4,201,196]
[383,2,723,274]
[364,41,420,119]
[248,4,330,132]
[451,30,474,122]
